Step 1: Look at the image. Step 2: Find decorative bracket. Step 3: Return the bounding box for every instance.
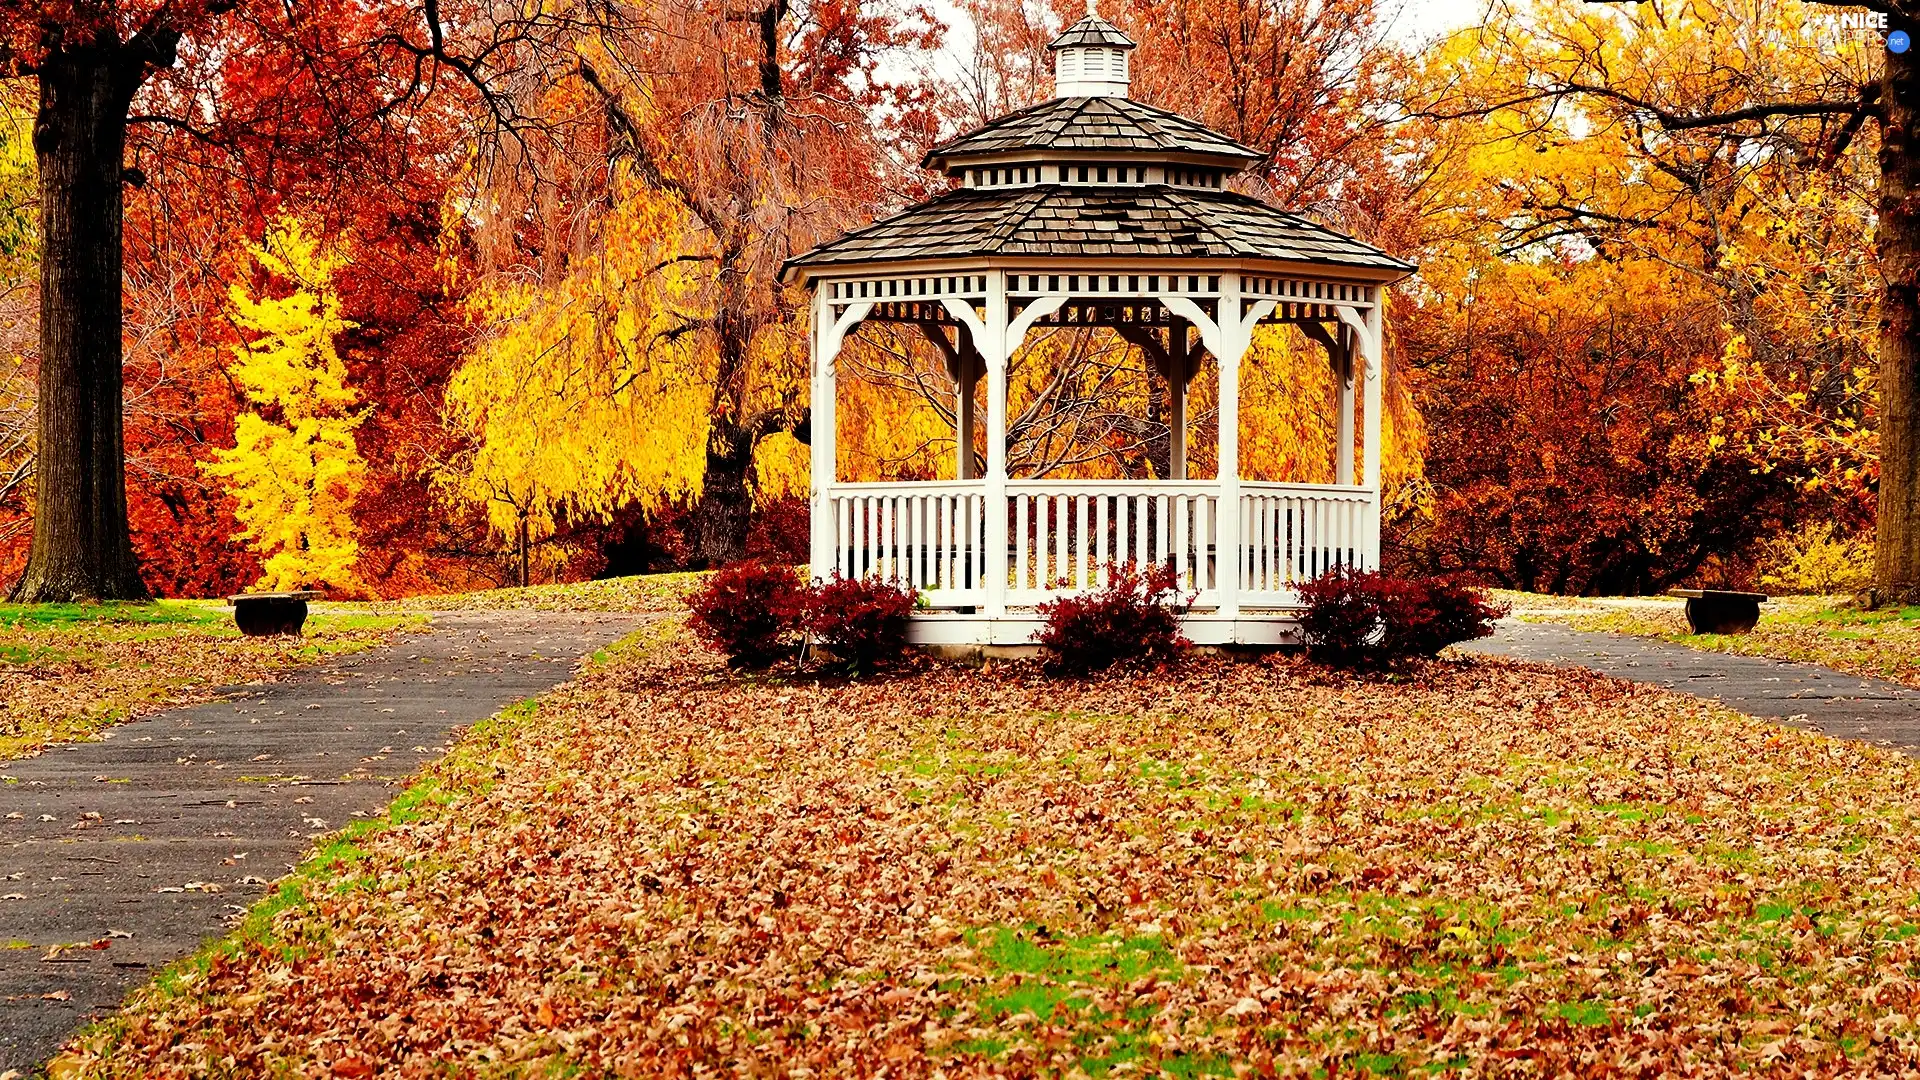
[1160,295,1275,361]
[1006,294,1068,351]
[1335,304,1379,377]
[821,301,874,376]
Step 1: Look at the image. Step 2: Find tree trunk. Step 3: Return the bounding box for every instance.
[695,424,757,567]
[1876,39,1920,603]
[9,46,146,602]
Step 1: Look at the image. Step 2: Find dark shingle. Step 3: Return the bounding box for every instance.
[922,97,1260,170]
[1048,14,1135,49]
[785,186,1415,275]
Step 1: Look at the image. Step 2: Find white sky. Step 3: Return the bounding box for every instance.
[1381,0,1493,43]
[917,0,1493,92]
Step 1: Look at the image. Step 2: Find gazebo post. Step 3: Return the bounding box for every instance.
[1336,324,1356,487]
[1167,327,1188,480]
[1215,272,1244,624]
[983,272,1010,620]
[1362,301,1384,566]
[808,293,872,581]
[809,289,836,578]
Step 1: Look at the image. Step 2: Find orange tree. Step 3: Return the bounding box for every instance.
[1390,0,1879,592]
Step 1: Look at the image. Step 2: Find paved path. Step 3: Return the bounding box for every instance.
[1461,620,1920,751]
[0,610,643,1075]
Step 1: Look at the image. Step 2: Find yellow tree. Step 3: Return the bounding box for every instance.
[436,183,716,585]
[202,218,367,592]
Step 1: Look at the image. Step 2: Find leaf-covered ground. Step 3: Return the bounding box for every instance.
[1502,591,1920,690]
[0,601,420,761]
[383,572,703,613]
[58,620,1920,1076]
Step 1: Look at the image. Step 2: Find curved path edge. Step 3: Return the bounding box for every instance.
[0,609,645,1075]
[1460,619,1920,753]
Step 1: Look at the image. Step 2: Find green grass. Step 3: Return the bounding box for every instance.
[0,599,228,630]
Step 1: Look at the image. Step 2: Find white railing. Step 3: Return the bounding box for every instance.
[1007,481,1218,606]
[827,481,986,606]
[1239,482,1373,604]
[824,479,1374,612]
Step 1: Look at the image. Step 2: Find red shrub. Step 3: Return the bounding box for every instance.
[686,560,807,667]
[1033,562,1191,674]
[806,576,917,668]
[806,575,918,672]
[1389,576,1508,658]
[1296,566,1506,671]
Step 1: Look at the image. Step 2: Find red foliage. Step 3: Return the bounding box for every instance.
[1391,279,1816,595]
[686,561,808,668]
[1033,562,1191,674]
[747,497,810,565]
[805,575,917,672]
[1296,566,1506,671]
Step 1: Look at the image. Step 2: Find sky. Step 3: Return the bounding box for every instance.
[1381,0,1492,43]
[920,0,1493,93]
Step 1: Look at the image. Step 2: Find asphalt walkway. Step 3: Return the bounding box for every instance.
[0,610,643,1075]
[1460,619,1920,751]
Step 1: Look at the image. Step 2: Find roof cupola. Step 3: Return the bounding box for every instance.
[1051,3,1135,98]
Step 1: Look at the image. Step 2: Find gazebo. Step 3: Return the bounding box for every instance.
[782,9,1415,646]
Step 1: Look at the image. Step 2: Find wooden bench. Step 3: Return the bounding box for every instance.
[227,590,321,636]
[1666,588,1767,634]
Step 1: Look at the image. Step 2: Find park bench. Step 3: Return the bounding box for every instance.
[1666,588,1767,635]
[226,590,321,636]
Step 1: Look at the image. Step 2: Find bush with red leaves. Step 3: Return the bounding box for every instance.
[1034,562,1192,674]
[1296,566,1506,671]
[805,575,918,673]
[686,560,808,668]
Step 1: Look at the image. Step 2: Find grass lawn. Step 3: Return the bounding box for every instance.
[0,599,421,761]
[1502,590,1920,689]
[53,610,1920,1076]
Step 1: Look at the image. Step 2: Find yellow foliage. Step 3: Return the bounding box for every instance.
[438,180,712,544]
[202,218,367,592]
[1758,522,1873,596]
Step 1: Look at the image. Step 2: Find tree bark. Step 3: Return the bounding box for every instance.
[1875,38,1920,603]
[9,45,147,601]
[695,422,756,567]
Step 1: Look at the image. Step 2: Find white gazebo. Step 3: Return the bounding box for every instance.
[782,10,1415,646]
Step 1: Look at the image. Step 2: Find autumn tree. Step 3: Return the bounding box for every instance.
[1402,0,1901,594]
[202,218,365,591]
[431,0,938,567]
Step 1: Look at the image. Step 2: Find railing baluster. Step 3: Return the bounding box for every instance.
[974,494,985,589]
[906,495,919,589]
[1059,491,1075,584]
[1156,494,1170,570]
[1096,495,1110,584]
[1135,495,1148,573]
[1077,495,1090,589]
[1167,491,1182,584]
[833,496,844,579]
[1197,495,1212,591]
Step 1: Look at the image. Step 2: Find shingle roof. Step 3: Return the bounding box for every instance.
[784,185,1415,276]
[922,97,1261,171]
[1049,14,1135,49]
